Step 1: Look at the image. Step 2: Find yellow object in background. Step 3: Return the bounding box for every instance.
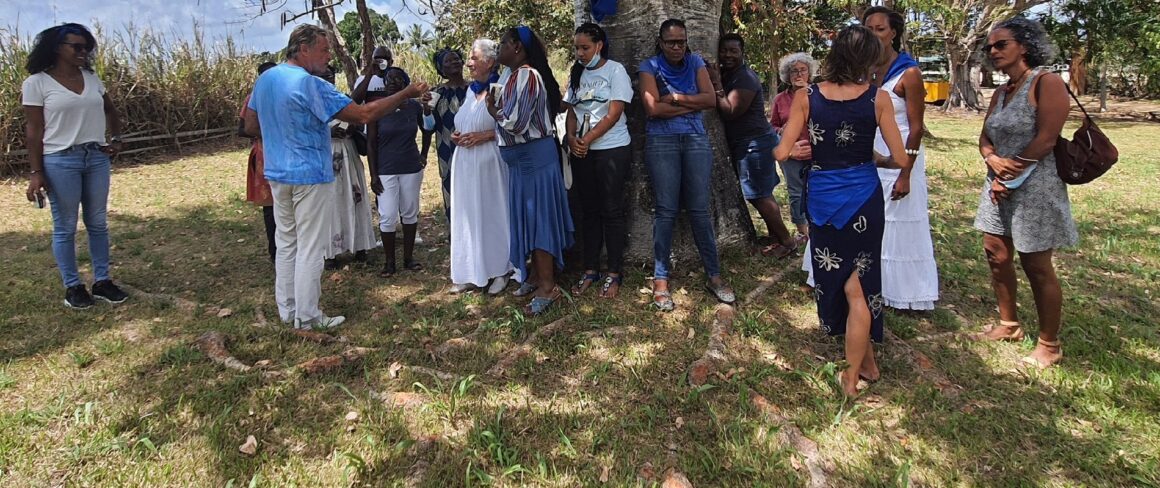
[924,81,949,104]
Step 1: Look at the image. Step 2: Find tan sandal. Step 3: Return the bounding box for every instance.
[1021,337,1063,369]
[979,320,1025,342]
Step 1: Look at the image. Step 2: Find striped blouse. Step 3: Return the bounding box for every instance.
[495,65,555,147]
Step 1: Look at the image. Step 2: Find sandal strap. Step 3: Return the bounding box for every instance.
[999,320,1021,326]
[1037,337,1062,347]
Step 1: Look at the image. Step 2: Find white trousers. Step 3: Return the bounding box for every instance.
[377,171,423,232]
[270,181,335,324]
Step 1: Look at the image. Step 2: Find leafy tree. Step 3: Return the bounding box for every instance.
[418,0,574,53]
[404,24,435,51]
[337,8,401,60]
[723,0,853,93]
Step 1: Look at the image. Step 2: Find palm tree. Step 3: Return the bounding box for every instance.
[404,24,434,51]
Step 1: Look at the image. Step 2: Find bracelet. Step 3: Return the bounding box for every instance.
[28,169,40,174]
[905,148,919,156]
[1014,155,1039,163]
[715,89,725,97]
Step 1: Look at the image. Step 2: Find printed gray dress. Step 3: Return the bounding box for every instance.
[974,68,1078,253]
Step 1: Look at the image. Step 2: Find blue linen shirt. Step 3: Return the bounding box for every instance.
[248,64,353,185]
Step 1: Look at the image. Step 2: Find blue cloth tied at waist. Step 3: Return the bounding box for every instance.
[807,162,879,229]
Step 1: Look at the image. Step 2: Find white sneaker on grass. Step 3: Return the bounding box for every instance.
[294,315,345,331]
[487,276,509,295]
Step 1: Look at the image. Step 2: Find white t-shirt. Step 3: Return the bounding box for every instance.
[353,74,386,92]
[22,71,108,154]
[563,59,632,150]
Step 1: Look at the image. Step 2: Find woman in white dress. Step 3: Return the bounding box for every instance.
[321,68,378,267]
[864,6,939,310]
[448,39,513,294]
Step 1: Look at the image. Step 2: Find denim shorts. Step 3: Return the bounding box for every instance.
[732,133,780,200]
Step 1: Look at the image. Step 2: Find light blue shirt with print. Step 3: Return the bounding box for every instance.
[564,59,633,150]
[248,64,352,185]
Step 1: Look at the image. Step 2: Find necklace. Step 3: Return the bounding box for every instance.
[1005,67,1031,94]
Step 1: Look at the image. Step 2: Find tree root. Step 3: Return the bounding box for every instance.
[884,329,960,397]
[750,393,834,488]
[119,282,198,312]
[487,317,577,377]
[687,304,735,386]
[193,331,252,372]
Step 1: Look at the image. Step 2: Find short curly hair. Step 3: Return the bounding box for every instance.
[992,16,1056,68]
[778,52,818,84]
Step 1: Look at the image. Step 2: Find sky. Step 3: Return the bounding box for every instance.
[2,0,434,53]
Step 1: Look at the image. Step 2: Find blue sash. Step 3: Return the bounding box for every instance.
[884,52,919,85]
[807,163,879,229]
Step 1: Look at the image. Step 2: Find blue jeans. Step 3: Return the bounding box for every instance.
[780,158,808,225]
[645,133,721,280]
[43,143,112,288]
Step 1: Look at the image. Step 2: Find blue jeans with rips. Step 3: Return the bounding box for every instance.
[644,133,721,280]
[42,142,112,288]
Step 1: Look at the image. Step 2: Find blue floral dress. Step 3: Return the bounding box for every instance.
[804,84,886,342]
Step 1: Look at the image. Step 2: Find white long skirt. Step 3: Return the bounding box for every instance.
[325,138,379,258]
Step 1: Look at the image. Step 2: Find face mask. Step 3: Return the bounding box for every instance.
[584,53,601,69]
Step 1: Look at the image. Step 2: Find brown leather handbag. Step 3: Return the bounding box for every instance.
[1053,83,1118,184]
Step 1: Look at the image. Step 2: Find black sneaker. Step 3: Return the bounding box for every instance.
[64,285,94,309]
[91,280,129,304]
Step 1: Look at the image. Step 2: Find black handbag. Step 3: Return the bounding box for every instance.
[349,125,368,156]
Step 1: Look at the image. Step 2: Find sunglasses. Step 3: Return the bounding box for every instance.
[61,42,91,52]
[661,39,687,49]
[982,39,1015,52]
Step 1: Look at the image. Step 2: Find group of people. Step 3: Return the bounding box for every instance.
[23,11,1078,397]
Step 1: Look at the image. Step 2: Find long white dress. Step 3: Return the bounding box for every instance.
[450,87,513,286]
[872,73,939,310]
[325,128,379,259]
[802,75,939,310]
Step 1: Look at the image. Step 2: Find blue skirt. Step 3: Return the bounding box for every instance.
[806,176,885,342]
[499,137,575,281]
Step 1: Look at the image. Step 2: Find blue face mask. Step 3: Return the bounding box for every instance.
[584,53,601,69]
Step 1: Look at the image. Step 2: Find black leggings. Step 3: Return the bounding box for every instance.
[262,205,276,261]
[573,145,631,275]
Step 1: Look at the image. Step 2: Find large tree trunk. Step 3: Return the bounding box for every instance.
[944,45,982,110]
[311,0,358,91]
[355,0,375,70]
[1070,47,1087,95]
[575,0,756,265]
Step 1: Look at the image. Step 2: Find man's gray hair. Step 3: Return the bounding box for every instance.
[472,38,498,64]
[779,52,819,84]
[286,24,329,60]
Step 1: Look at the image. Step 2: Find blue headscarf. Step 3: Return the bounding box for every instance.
[591,0,618,22]
[469,71,500,96]
[515,26,533,50]
[384,66,410,88]
[432,48,464,78]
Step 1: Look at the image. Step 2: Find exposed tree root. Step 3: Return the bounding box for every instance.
[688,304,735,386]
[750,393,834,488]
[193,332,252,372]
[119,282,198,312]
[742,258,805,304]
[487,317,578,377]
[297,347,378,375]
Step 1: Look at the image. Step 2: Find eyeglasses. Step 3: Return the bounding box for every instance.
[791,67,810,76]
[982,39,1015,52]
[61,42,91,52]
[661,39,687,49]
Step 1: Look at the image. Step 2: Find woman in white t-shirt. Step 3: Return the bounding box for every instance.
[22,23,127,309]
[564,23,634,299]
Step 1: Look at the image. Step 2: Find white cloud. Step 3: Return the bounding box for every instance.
[2,0,433,52]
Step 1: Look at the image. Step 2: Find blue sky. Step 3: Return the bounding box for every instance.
[2,0,433,52]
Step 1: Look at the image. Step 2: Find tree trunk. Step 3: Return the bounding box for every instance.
[1099,61,1108,113]
[311,0,358,91]
[1070,47,1087,95]
[355,0,375,70]
[575,0,756,265]
[944,46,982,110]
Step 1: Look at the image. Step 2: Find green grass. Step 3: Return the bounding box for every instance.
[1,116,1158,487]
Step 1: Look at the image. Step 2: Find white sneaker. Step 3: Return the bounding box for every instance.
[449,283,473,294]
[414,233,424,246]
[486,276,509,295]
[294,315,345,330]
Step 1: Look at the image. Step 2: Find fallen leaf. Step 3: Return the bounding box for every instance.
[239,435,257,456]
[217,308,233,318]
[599,465,611,483]
[388,361,404,378]
[914,351,935,370]
[686,327,695,340]
[637,462,657,481]
[345,411,359,422]
[236,238,246,243]
[675,416,684,429]
[790,453,803,471]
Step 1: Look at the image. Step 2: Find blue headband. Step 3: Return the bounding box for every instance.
[385,67,411,87]
[516,26,533,50]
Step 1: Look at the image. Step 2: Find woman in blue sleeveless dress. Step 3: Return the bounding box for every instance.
[775,25,912,398]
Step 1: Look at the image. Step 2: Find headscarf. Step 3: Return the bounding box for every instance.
[515,26,533,49]
[432,48,463,78]
[384,66,411,86]
[884,51,919,84]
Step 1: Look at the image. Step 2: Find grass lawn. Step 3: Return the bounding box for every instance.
[1,114,1158,487]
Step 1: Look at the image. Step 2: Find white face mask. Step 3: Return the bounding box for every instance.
[584,53,601,69]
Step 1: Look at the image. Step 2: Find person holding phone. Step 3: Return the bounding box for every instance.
[22,23,128,309]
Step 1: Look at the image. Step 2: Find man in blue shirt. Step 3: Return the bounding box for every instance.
[244,24,427,330]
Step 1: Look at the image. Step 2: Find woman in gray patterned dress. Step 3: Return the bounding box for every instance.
[975,17,1077,368]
